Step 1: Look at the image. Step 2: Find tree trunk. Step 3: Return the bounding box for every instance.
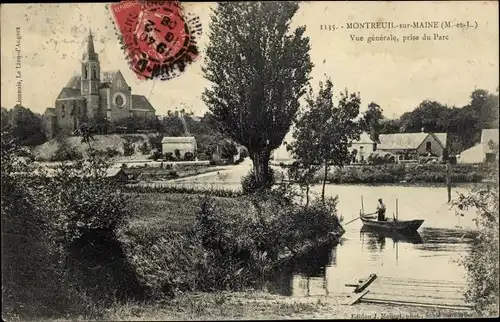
[251,150,271,189]
[322,159,328,203]
[305,185,310,207]
[446,161,452,203]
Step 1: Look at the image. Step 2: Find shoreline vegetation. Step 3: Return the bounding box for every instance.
[299,163,492,185]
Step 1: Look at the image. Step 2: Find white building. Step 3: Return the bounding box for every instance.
[457,129,499,164]
[161,136,197,158]
[348,132,376,162]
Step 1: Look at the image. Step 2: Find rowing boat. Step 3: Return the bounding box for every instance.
[360,217,424,232]
[360,225,423,244]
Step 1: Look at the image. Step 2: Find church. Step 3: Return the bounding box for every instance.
[43,30,156,137]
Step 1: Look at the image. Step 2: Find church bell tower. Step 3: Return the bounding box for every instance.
[81,29,101,119]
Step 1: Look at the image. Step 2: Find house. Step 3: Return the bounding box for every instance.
[457,129,499,164]
[377,132,447,163]
[106,168,129,183]
[348,132,376,163]
[161,136,197,159]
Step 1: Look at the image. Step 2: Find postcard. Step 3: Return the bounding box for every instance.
[1,1,498,320]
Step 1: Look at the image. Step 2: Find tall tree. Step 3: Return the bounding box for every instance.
[202,2,313,188]
[290,79,362,202]
[360,102,384,142]
[469,89,499,130]
[8,105,47,146]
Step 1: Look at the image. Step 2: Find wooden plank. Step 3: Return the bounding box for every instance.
[369,284,466,296]
[345,283,359,288]
[368,289,465,302]
[371,283,466,293]
[343,290,370,305]
[373,279,466,288]
[359,298,473,311]
[378,276,467,286]
[362,293,469,307]
[355,274,377,293]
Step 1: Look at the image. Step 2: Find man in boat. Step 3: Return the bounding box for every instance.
[376,198,386,221]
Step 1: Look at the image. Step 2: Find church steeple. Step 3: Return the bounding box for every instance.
[82,28,98,62]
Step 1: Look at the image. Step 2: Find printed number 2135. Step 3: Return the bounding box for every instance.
[320,24,337,31]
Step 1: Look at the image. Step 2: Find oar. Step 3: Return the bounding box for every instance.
[344,212,377,225]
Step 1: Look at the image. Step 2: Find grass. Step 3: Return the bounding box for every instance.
[103,291,479,320]
[127,193,249,233]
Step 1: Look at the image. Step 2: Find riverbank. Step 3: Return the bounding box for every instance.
[103,291,478,320]
[308,163,491,184]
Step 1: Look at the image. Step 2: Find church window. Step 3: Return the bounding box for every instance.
[61,105,66,118]
[84,66,88,79]
[92,66,97,79]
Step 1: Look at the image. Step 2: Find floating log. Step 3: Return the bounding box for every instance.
[345,283,359,288]
[359,297,473,311]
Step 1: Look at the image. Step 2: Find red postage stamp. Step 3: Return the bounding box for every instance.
[110,0,201,81]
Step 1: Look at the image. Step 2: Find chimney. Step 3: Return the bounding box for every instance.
[421,127,425,133]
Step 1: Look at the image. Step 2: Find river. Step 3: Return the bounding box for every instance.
[263,184,478,298]
[144,165,480,298]
[158,178,479,298]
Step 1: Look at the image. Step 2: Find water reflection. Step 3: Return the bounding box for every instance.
[266,227,475,297]
[360,226,424,245]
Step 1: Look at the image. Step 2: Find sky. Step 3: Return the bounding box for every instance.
[1,2,498,119]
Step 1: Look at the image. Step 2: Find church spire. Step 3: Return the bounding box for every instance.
[83,28,98,61]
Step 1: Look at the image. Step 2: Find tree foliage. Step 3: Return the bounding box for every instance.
[288,78,362,202]
[2,105,47,146]
[453,141,499,316]
[202,1,313,188]
[376,88,498,154]
[360,102,383,141]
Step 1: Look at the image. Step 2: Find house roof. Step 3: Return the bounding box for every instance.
[378,132,448,150]
[106,168,124,177]
[132,95,156,112]
[161,136,197,144]
[352,132,374,144]
[378,133,430,150]
[433,133,447,148]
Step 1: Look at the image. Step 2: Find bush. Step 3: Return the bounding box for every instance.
[454,180,499,316]
[123,139,135,156]
[105,147,121,158]
[164,152,175,161]
[184,151,194,161]
[241,168,275,194]
[148,150,162,160]
[174,149,181,160]
[51,144,83,162]
[138,142,151,155]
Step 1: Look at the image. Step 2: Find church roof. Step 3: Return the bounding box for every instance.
[56,87,83,100]
[131,95,156,112]
[44,107,56,116]
[66,75,81,89]
[102,70,119,83]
